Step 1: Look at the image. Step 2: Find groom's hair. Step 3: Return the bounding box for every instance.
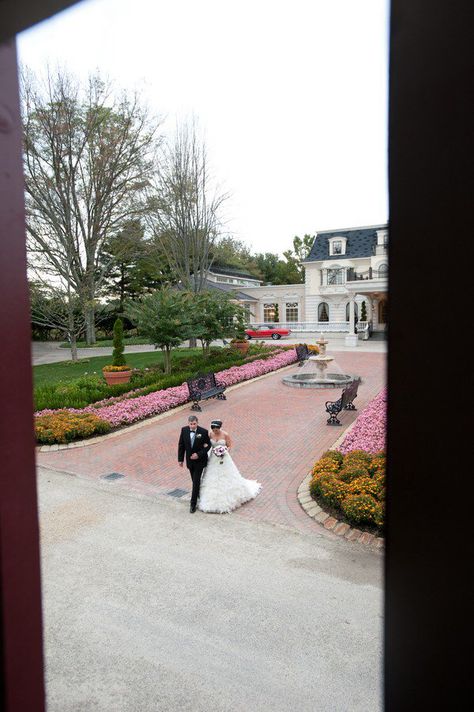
[188,415,198,423]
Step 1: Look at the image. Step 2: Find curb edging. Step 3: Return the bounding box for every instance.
[297,474,384,549]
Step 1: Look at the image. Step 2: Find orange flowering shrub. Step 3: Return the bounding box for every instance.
[338,464,370,483]
[35,411,111,444]
[341,494,384,529]
[310,474,348,507]
[309,448,386,532]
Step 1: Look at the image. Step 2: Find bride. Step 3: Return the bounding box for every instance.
[198,419,262,514]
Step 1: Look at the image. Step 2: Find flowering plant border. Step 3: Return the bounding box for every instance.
[35,348,297,436]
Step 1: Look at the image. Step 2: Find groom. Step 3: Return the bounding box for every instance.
[178,415,211,513]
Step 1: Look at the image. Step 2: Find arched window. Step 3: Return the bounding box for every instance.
[378,263,388,278]
[345,301,359,321]
[318,302,329,322]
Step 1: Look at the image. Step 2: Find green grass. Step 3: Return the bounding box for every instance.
[33,348,199,387]
[59,336,151,348]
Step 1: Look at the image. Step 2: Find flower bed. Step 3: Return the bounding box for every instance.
[35,411,111,444]
[308,388,387,534]
[35,348,297,442]
[337,387,387,454]
[310,449,386,534]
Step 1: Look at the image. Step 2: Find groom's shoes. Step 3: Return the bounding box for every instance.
[190,503,196,513]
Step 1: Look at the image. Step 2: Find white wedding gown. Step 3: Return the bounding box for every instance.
[198,438,262,513]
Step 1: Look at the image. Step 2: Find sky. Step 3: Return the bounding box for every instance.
[17,0,390,256]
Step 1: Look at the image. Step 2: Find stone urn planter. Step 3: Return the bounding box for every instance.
[102,368,132,385]
[230,340,250,355]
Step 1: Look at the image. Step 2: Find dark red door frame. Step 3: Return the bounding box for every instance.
[0,39,45,711]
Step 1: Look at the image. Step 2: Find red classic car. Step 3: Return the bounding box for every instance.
[245,324,292,340]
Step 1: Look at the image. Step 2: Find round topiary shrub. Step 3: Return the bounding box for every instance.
[35,411,111,444]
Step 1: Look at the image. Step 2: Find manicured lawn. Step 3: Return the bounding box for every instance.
[59,336,151,348]
[33,348,201,387]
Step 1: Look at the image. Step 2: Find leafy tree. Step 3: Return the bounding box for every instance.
[210,236,260,277]
[125,287,193,373]
[190,291,248,357]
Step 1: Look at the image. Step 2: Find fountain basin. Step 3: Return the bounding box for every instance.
[282,372,356,389]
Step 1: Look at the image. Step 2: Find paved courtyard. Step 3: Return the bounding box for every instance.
[38,350,386,540]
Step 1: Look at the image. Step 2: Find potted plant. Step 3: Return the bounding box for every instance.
[102,318,133,385]
[230,327,250,355]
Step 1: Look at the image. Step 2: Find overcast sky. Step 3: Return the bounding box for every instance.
[17,0,390,256]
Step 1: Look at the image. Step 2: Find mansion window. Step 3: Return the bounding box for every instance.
[263,303,276,321]
[242,304,252,321]
[318,302,329,322]
[285,302,298,322]
[378,263,388,278]
[329,237,347,256]
[327,268,344,285]
[345,302,359,321]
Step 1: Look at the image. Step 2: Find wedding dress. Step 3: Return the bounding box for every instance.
[198,438,262,513]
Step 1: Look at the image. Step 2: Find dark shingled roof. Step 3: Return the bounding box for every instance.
[210,265,261,281]
[304,225,387,262]
[205,280,257,301]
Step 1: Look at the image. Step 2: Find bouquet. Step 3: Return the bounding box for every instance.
[212,445,228,464]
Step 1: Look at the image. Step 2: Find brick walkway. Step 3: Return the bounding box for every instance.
[38,351,385,540]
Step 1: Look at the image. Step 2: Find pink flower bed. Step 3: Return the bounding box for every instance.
[337,387,387,454]
[35,349,297,428]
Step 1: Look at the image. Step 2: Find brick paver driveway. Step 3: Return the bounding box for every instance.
[38,351,385,539]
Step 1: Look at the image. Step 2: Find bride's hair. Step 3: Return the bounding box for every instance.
[210,420,222,429]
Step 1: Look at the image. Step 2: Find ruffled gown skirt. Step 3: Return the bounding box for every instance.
[198,450,262,514]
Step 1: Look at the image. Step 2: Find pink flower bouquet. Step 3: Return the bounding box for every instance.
[212,445,228,463]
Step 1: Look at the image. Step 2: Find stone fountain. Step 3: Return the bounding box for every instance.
[282,334,357,389]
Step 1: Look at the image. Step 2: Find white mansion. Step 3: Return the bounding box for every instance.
[207,224,388,345]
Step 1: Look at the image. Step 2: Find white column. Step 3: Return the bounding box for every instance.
[345,295,358,347]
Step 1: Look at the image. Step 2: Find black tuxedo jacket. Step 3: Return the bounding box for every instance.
[178,426,211,468]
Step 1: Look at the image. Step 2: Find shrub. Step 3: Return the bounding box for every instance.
[342,449,373,468]
[312,458,340,477]
[347,476,379,498]
[112,318,127,367]
[320,450,344,465]
[338,464,370,483]
[341,494,384,529]
[35,411,111,444]
[310,474,348,507]
[309,449,386,532]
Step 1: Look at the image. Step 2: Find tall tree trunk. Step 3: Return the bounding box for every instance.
[85,304,96,345]
[69,333,78,362]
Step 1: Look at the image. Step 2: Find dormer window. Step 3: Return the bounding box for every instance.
[328,236,347,256]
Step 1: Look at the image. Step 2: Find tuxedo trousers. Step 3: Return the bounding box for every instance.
[187,460,206,507]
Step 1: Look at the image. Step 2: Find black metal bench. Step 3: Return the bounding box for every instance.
[295,343,310,366]
[186,372,227,412]
[325,378,361,425]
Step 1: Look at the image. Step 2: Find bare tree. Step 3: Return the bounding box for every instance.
[22,67,160,344]
[147,119,228,293]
